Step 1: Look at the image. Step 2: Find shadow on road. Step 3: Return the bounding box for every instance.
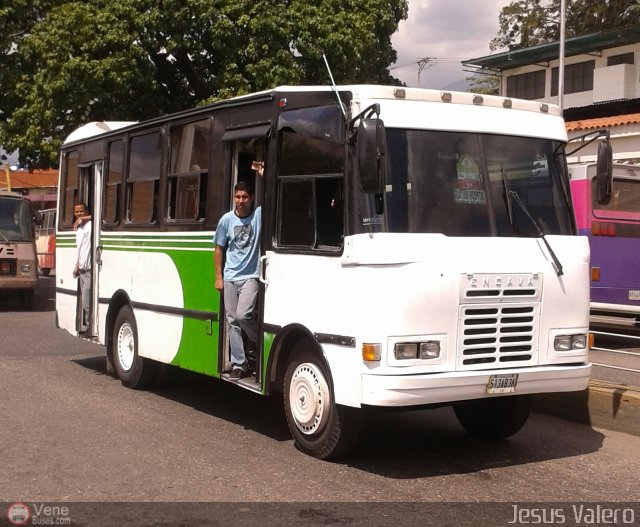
[344,406,605,478]
[72,355,292,442]
[73,355,605,479]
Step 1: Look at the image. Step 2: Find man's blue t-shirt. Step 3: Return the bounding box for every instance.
[214,206,261,281]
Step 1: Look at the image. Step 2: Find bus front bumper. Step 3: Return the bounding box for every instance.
[0,279,38,290]
[361,363,591,407]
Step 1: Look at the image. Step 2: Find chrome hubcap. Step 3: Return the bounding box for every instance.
[289,362,330,435]
[117,322,135,371]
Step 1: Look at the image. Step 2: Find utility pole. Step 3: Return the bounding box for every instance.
[558,0,566,109]
[417,57,435,88]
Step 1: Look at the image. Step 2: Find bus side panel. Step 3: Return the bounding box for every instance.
[571,172,640,310]
[166,246,220,376]
[590,232,640,307]
[100,249,183,364]
[99,235,219,376]
[569,179,591,235]
[55,240,79,335]
[262,251,364,407]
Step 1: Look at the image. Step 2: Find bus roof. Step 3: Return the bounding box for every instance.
[62,85,564,146]
[0,190,29,201]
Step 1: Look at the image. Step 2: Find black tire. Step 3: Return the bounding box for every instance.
[19,290,34,310]
[283,348,362,460]
[41,268,51,276]
[111,305,156,389]
[454,395,532,439]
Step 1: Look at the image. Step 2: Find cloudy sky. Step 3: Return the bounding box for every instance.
[390,0,511,89]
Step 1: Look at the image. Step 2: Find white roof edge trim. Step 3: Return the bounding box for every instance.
[64,121,137,144]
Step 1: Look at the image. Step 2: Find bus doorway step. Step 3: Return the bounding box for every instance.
[221,372,261,393]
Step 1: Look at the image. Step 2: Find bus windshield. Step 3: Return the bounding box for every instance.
[384,130,573,237]
[0,197,35,241]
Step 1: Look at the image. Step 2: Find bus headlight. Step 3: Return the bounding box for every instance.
[394,341,441,360]
[554,334,587,351]
[20,263,32,273]
[419,342,441,359]
[395,343,418,360]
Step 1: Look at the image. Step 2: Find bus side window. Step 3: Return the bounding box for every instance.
[126,132,162,225]
[62,151,80,226]
[105,140,124,225]
[167,119,210,223]
[277,130,344,251]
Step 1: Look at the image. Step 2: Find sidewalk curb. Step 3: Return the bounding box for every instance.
[533,380,640,437]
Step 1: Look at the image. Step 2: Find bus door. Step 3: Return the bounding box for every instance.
[220,126,269,386]
[76,161,103,338]
[91,161,104,339]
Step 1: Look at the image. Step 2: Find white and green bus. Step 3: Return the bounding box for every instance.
[56,86,606,459]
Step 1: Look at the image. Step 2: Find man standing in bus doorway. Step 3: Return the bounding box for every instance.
[72,202,92,336]
[214,171,262,380]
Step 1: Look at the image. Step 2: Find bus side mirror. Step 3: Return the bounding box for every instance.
[596,140,612,205]
[357,118,386,193]
[32,209,43,226]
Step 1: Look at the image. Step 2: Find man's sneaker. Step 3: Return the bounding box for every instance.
[229,368,250,380]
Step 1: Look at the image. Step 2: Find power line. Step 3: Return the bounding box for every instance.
[389,57,474,70]
[416,57,435,88]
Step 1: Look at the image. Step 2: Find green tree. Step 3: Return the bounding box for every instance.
[491,0,640,51]
[0,0,408,168]
[467,74,500,95]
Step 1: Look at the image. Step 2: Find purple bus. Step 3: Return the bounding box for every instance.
[569,161,640,330]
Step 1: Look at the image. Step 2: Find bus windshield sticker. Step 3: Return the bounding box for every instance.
[362,215,383,226]
[454,155,486,204]
[453,189,486,205]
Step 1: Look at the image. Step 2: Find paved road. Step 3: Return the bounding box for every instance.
[1,277,640,525]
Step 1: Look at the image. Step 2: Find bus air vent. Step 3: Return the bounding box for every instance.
[458,304,538,369]
[0,258,17,276]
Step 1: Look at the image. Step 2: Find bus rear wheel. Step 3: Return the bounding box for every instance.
[283,350,362,460]
[112,305,156,389]
[453,395,532,439]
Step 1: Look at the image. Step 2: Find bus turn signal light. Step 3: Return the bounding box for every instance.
[591,266,601,282]
[591,222,616,236]
[362,343,381,362]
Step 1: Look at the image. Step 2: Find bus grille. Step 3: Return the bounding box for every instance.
[458,304,539,369]
[0,258,17,276]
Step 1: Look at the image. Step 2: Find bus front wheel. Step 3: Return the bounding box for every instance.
[283,350,362,460]
[453,395,532,439]
[112,305,156,389]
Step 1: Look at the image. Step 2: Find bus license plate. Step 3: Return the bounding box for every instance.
[629,290,640,301]
[486,374,518,394]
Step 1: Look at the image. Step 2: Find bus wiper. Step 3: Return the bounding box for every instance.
[0,230,10,243]
[509,190,564,276]
[501,165,515,230]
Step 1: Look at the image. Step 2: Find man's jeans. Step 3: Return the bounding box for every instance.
[77,269,91,333]
[223,278,259,370]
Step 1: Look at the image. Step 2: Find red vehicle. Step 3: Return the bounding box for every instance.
[36,208,56,276]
